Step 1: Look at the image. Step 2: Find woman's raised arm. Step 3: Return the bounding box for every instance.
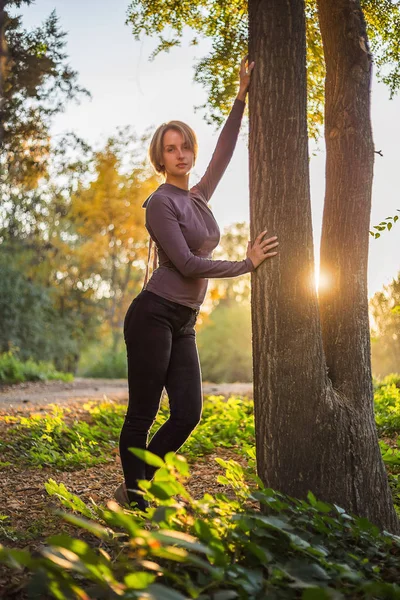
[191,56,255,203]
[191,98,246,203]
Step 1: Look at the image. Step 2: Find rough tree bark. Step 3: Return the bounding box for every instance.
[248,0,399,532]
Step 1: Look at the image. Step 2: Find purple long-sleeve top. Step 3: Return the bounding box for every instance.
[142,98,255,310]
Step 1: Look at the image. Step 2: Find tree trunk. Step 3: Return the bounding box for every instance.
[248,0,399,532]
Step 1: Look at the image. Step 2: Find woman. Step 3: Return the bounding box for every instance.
[116,56,279,509]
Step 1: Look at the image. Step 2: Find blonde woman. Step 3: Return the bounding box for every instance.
[116,56,279,509]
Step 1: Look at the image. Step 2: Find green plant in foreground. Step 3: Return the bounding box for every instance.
[2,451,400,599]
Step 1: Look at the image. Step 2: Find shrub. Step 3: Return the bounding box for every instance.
[0,349,73,384]
[2,450,400,599]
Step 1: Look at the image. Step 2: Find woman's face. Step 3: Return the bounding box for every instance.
[162,129,195,177]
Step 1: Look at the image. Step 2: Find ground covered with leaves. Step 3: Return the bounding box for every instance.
[0,378,400,599]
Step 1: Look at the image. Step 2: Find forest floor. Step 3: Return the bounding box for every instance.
[0,379,253,597]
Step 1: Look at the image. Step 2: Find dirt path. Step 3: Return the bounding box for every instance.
[0,378,253,409]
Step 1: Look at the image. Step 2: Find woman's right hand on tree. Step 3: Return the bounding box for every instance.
[246,229,279,269]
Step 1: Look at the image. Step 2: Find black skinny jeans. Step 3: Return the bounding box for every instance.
[119,289,202,509]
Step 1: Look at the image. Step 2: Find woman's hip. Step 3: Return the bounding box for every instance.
[123,289,198,342]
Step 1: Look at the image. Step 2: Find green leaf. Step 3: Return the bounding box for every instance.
[152,505,178,523]
[165,452,190,476]
[0,546,35,570]
[285,560,330,583]
[217,475,230,485]
[314,500,333,513]
[193,519,215,542]
[44,479,93,519]
[129,448,165,468]
[57,511,112,540]
[124,571,156,589]
[245,541,272,563]
[154,529,214,555]
[307,491,317,507]
[149,482,176,500]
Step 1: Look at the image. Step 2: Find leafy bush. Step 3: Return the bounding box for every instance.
[0,349,73,384]
[197,302,253,383]
[374,380,400,435]
[2,451,400,599]
[0,259,83,373]
[79,345,128,378]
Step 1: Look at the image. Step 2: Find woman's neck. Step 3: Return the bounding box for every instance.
[165,175,190,191]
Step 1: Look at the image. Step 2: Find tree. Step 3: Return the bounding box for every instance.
[69,130,160,355]
[126,0,400,139]
[247,0,398,532]
[127,0,400,531]
[0,1,88,241]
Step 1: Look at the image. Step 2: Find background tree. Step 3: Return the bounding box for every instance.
[69,129,160,355]
[0,2,91,372]
[0,1,88,242]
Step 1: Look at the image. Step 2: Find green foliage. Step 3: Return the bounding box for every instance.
[3,450,400,598]
[0,403,120,470]
[209,222,251,306]
[0,395,254,471]
[370,275,400,378]
[126,0,400,140]
[374,375,400,434]
[370,210,400,238]
[181,395,254,458]
[44,479,97,520]
[4,379,400,476]
[0,243,85,375]
[0,348,73,384]
[79,344,128,378]
[1,5,89,193]
[197,302,252,383]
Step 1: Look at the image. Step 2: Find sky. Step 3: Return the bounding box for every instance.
[17,0,400,299]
